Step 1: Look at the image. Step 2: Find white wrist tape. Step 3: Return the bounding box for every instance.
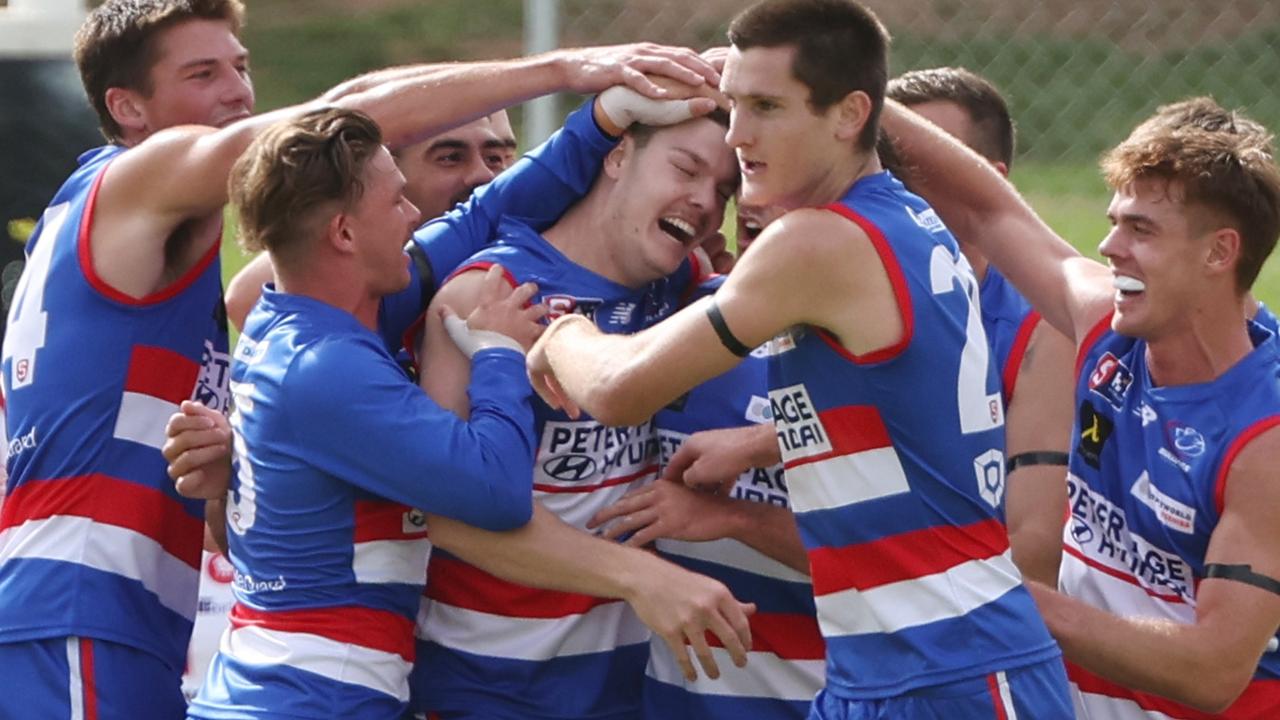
[598,85,699,129]
[444,314,525,359]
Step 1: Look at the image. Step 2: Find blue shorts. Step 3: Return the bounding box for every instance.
[0,636,186,720]
[809,659,1073,720]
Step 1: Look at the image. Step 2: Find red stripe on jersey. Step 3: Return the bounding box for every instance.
[988,673,1009,720]
[0,474,203,568]
[1003,311,1041,404]
[702,610,826,660]
[1068,661,1280,719]
[1213,415,1280,516]
[81,637,99,720]
[1074,313,1115,380]
[230,603,415,662]
[123,345,200,404]
[426,554,615,618]
[808,517,1009,596]
[77,164,223,307]
[1062,544,1186,604]
[783,405,890,471]
[820,204,914,365]
[353,501,429,542]
[533,463,658,494]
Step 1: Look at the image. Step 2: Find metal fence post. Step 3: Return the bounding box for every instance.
[523,0,561,148]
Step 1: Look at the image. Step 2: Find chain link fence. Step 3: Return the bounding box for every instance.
[558,0,1280,166]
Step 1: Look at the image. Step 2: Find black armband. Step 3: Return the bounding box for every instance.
[405,241,437,312]
[1006,451,1070,474]
[1204,563,1280,597]
[706,299,751,358]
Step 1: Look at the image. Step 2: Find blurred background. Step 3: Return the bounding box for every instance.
[3,0,1280,309]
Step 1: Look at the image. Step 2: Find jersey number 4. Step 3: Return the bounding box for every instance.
[3,202,68,393]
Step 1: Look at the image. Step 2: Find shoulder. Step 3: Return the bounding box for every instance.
[748,207,875,270]
[286,329,389,396]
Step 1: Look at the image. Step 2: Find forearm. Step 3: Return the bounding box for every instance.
[1030,583,1249,711]
[1003,466,1065,586]
[430,503,666,600]
[204,497,228,555]
[723,499,809,575]
[337,53,574,151]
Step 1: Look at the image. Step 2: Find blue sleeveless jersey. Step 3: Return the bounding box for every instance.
[1062,317,1280,719]
[189,288,536,720]
[415,224,699,720]
[979,265,1042,406]
[767,172,1061,700]
[645,275,823,720]
[1252,300,1279,337]
[0,145,229,671]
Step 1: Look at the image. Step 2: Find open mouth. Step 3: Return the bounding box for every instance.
[740,218,764,241]
[1113,275,1146,300]
[658,216,697,245]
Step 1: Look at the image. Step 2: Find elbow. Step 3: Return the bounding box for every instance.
[1180,665,1254,714]
[224,275,258,333]
[479,498,533,532]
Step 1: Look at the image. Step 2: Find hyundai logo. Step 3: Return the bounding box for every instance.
[542,454,598,482]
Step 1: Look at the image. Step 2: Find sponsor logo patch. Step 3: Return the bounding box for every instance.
[1166,421,1206,460]
[544,295,603,322]
[1130,471,1195,534]
[1088,352,1133,409]
[906,205,947,234]
[769,384,831,461]
[1077,401,1113,468]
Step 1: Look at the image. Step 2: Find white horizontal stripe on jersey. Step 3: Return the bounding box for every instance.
[646,641,824,702]
[420,599,649,661]
[0,515,197,619]
[535,479,646,529]
[222,624,412,701]
[1071,686,1177,720]
[656,537,811,584]
[787,447,910,513]
[352,539,430,586]
[113,391,181,450]
[1058,549,1194,624]
[815,550,1020,637]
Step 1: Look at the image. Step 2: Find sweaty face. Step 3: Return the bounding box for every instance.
[134,19,254,136]
[348,147,422,297]
[606,117,739,287]
[721,45,843,210]
[395,113,517,221]
[1099,178,1216,341]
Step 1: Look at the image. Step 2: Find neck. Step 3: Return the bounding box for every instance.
[541,188,642,288]
[274,257,380,331]
[1144,300,1254,386]
[790,147,883,210]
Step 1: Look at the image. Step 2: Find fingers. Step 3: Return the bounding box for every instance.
[508,280,539,309]
[174,469,229,500]
[700,46,730,73]
[686,626,721,681]
[705,600,753,670]
[662,443,699,484]
[659,630,699,683]
[599,509,657,542]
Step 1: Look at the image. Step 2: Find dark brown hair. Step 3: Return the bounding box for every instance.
[74,0,246,143]
[728,0,890,150]
[231,108,383,262]
[887,67,1015,168]
[1102,97,1280,293]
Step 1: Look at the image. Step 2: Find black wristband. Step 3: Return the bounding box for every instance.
[706,299,751,358]
[1006,451,1070,473]
[1204,563,1280,597]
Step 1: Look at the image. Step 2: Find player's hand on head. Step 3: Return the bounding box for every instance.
[163,400,232,499]
[597,85,718,134]
[564,42,719,98]
[700,46,730,73]
[627,561,755,681]
[440,264,547,356]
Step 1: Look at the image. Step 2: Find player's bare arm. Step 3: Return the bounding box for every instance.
[1003,321,1075,585]
[529,208,899,425]
[880,100,1113,345]
[589,478,810,574]
[1028,426,1280,712]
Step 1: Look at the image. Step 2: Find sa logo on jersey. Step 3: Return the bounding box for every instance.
[544,295,603,322]
[1088,352,1133,409]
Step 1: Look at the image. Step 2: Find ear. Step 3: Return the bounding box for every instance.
[1205,227,1241,278]
[834,90,873,144]
[326,211,357,256]
[602,138,632,181]
[104,86,149,138]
